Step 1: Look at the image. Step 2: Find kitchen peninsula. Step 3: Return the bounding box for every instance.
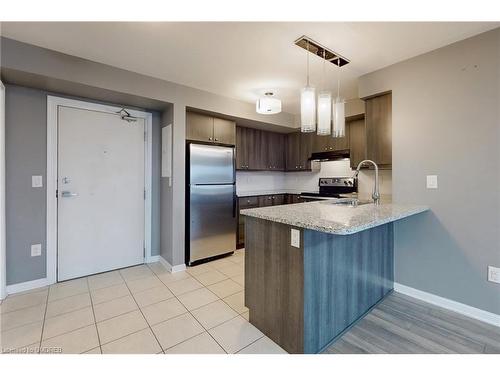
[241,201,428,353]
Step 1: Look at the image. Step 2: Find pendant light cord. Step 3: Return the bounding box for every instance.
[337,58,341,99]
[306,40,310,86]
[322,50,326,91]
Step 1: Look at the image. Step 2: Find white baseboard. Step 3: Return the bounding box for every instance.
[6,277,51,295]
[158,256,186,273]
[394,282,500,327]
[145,255,161,263]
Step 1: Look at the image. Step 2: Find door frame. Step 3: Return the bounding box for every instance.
[0,81,6,300]
[46,96,153,284]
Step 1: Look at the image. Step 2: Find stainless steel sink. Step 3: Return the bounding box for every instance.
[322,199,372,207]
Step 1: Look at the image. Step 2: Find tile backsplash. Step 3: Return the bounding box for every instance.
[236,159,392,200]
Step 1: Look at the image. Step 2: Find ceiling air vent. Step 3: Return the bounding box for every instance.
[294,35,350,67]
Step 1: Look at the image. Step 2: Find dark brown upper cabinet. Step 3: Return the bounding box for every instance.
[213,118,236,145]
[348,117,367,169]
[312,129,350,153]
[364,92,392,168]
[186,112,236,145]
[236,127,284,171]
[285,131,314,171]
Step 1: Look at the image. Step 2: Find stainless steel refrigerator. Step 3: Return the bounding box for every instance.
[187,143,236,265]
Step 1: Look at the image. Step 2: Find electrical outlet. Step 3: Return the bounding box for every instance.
[426,175,438,189]
[487,266,500,284]
[291,228,300,248]
[31,244,42,257]
[32,175,43,188]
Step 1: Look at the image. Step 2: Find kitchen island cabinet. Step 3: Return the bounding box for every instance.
[241,201,428,353]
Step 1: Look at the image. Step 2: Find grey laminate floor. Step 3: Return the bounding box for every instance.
[325,292,500,354]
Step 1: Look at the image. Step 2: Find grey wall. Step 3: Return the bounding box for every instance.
[1,37,299,273]
[359,28,500,314]
[5,84,162,285]
[5,85,47,284]
[160,106,174,265]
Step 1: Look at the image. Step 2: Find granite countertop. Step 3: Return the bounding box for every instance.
[241,201,429,235]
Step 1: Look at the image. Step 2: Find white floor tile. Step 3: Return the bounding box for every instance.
[97,310,148,344]
[207,279,243,299]
[217,264,244,278]
[165,332,226,354]
[133,285,174,307]
[167,277,204,296]
[126,275,163,294]
[41,324,99,354]
[194,270,228,286]
[140,298,187,326]
[101,328,162,354]
[0,320,43,350]
[90,283,130,305]
[191,300,238,330]
[209,315,263,353]
[1,303,46,331]
[147,262,169,275]
[0,289,48,314]
[49,278,89,302]
[42,307,95,340]
[151,312,204,350]
[87,271,124,290]
[119,265,153,281]
[157,270,191,285]
[237,336,288,354]
[223,291,248,314]
[176,288,219,311]
[46,292,91,318]
[93,295,138,322]
[186,263,215,276]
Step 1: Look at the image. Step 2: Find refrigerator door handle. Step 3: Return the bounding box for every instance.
[232,187,237,218]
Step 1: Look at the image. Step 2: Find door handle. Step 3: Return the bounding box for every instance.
[61,191,78,198]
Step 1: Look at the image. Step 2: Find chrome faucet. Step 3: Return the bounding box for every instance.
[353,160,380,205]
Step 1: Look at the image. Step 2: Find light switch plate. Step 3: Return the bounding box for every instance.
[31,244,42,257]
[291,229,300,248]
[487,266,500,284]
[32,175,43,188]
[426,175,438,189]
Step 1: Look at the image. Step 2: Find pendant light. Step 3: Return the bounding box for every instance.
[317,50,332,136]
[300,40,316,133]
[332,58,345,138]
[256,92,282,114]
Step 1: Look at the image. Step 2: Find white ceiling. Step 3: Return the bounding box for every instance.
[2,22,499,114]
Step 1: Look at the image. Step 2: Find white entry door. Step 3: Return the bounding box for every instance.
[57,106,145,281]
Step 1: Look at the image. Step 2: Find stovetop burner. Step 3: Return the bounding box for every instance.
[301,177,358,198]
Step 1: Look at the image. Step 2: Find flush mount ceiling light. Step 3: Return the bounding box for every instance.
[256,92,282,115]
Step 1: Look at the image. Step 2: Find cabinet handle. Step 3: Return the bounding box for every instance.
[209,137,213,141]
[215,138,218,141]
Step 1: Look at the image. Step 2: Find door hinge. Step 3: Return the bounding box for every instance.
[56,189,58,198]
[144,189,146,200]
[144,131,147,141]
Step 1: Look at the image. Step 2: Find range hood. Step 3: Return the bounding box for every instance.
[309,149,350,162]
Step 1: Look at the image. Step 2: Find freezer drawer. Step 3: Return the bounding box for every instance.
[189,184,236,263]
[189,143,235,184]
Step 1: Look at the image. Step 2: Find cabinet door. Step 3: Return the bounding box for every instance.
[349,118,366,169]
[365,93,392,166]
[313,134,329,153]
[258,195,273,207]
[285,132,300,171]
[247,128,262,170]
[213,118,236,145]
[333,126,350,151]
[299,132,314,170]
[267,132,285,171]
[186,112,214,142]
[236,127,249,170]
[258,130,271,170]
[272,194,285,205]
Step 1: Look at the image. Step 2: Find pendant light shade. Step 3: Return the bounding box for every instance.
[332,98,345,138]
[317,91,332,135]
[300,86,316,132]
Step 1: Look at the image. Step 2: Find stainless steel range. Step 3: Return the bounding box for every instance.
[300,177,358,200]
